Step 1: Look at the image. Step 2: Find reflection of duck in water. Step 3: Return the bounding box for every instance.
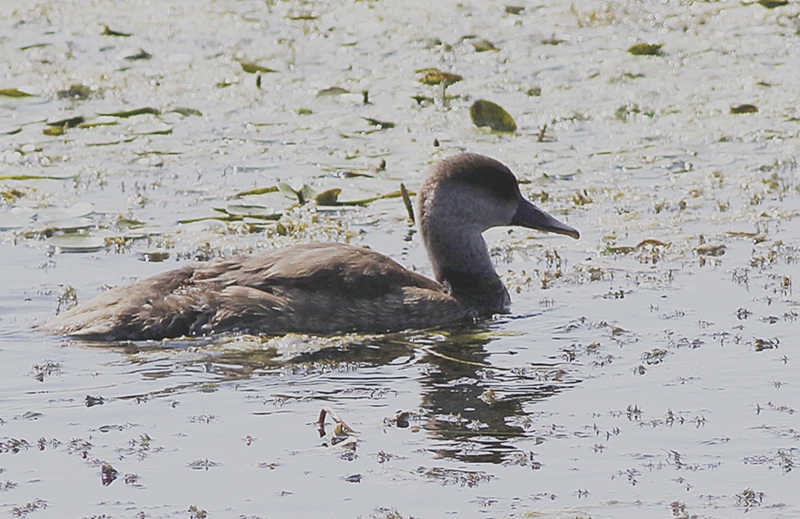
[44,153,579,340]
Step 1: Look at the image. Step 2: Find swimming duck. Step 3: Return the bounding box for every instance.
[44,153,579,340]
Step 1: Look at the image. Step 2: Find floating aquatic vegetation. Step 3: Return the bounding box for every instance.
[10,498,47,517]
[137,250,170,262]
[470,38,499,52]
[46,115,85,127]
[735,488,764,512]
[124,49,152,60]
[47,234,106,253]
[505,6,525,14]
[56,84,94,100]
[362,117,395,129]
[363,508,409,519]
[758,0,788,7]
[542,34,566,45]
[278,182,316,205]
[170,106,202,116]
[615,103,654,120]
[731,104,758,114]
[233,186,279,198]
[99,107,160,118]
[77,116,118,128]
[55,285,78,314]
[317,86,349,96]
[30,360,62,382]
[470,100,516,132]
[288,11,317,20]
[0,88,33,98]
[102,25,132,37]
[101,463,118,486]
[641,348,668,365]
[213,204,281,220]
[238,60,277,74]
[628,43,663,56]
[417,466,495,487]
[85,395,105,407]
[417,68,462,87]
[694,241,726,256]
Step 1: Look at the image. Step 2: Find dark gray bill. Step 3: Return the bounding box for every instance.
[511,198,580,239]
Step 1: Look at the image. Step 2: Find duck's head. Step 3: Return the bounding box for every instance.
[418,153,579,239]
[417,153,579,282]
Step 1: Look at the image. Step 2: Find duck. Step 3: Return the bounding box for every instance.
[43,153,579,340]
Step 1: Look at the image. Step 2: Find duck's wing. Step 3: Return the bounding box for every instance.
[43,243,467,340]
[196,242,442,296]
[194,243,469,334]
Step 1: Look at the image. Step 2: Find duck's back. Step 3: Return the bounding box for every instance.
[44,243,468,340]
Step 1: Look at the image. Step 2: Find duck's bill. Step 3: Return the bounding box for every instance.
[512,198,580,239]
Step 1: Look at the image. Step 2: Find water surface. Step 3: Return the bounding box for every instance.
[1,1,799,517]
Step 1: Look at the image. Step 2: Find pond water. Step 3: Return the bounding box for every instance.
[1,0,799,517]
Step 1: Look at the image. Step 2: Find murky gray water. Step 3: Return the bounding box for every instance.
[2,1,799,517]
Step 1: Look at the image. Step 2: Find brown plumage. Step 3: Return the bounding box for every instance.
[43,153,579,340]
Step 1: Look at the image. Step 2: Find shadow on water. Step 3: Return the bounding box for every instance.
[68,321,579,465]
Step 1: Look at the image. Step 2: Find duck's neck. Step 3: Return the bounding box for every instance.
[423,226,510,316]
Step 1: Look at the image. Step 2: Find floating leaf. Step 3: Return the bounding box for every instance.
[362,117,395,129]
[317,86,349,97]
[289,12,317,20]
[411,94,434,105]
[731,104,758,114]
[216,78,238,88]
[178,214,242,224]
[759,0,788,7]
[47,115,85,127]
[99,107,160,118]
[20,43,51,51]
[43,126,65,136]
[542,35,566,45]
[47,234,106,253]
[628,43,663,56]
[0,207,35,231]
[138,250,170,262]
[470,99,516,132]
[239,61,277,74]
[0,174,74,181]
[417,69,463,86]
[233,186,278,198]
[124,49,152,61]
[315,188,342,205]
[57,84,93,100]
[471,39,499,52]
[216,204,280,220]
[170,107,203,116]
[102,25,132,37]
[77,116,119,128]
[278,183,316,205]
[0,88,34,98]
[131,122,173,135]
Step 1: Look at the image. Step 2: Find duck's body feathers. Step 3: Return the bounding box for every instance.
[44,243,469,340]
